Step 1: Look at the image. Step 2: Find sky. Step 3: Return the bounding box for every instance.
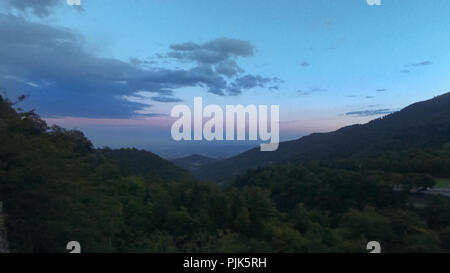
[1,0,449,157]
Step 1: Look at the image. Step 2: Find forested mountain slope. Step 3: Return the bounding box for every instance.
[195,93,450,183]
[101,148,194,182]
[1,95,450,253]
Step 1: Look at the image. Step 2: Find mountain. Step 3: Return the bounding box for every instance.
[194,92,450,183]
[100,148,194,182]
[0,96,196,251]
[171,154,217,172]
[1,94,450,253]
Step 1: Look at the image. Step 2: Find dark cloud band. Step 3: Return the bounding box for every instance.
[346,109,395,117]
[0,15,278,118]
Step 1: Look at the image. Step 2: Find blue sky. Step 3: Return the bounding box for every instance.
[1,0,449,156]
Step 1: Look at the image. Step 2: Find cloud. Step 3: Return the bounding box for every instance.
[300,61,310,67]
[345,109,395,117]
[2,0,82,17]
[365,96,374,99]
[233,75,271,89]
[214,60,244,78]
[405,61,433,67]
[400,69,410,73]
[225,75,274,96]
[269,85,279,91]
[164,38,276,94]
[168,38,254,65]
[151,96,183,103]
[0,14,163,118]
[2,0,60,17]
[297,87,327,96]
[376,89,387,92]
[0,15,278,118]
[137,113,168,118]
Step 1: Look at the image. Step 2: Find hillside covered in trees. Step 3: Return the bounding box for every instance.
[171,154,217,172]
[194,93,450,183]
[0,95,450,252]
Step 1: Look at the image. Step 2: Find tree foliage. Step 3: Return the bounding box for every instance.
[0,96,449,252]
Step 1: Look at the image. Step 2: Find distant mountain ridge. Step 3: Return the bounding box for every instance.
[194,92,450,183]
[171,154,217,172]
